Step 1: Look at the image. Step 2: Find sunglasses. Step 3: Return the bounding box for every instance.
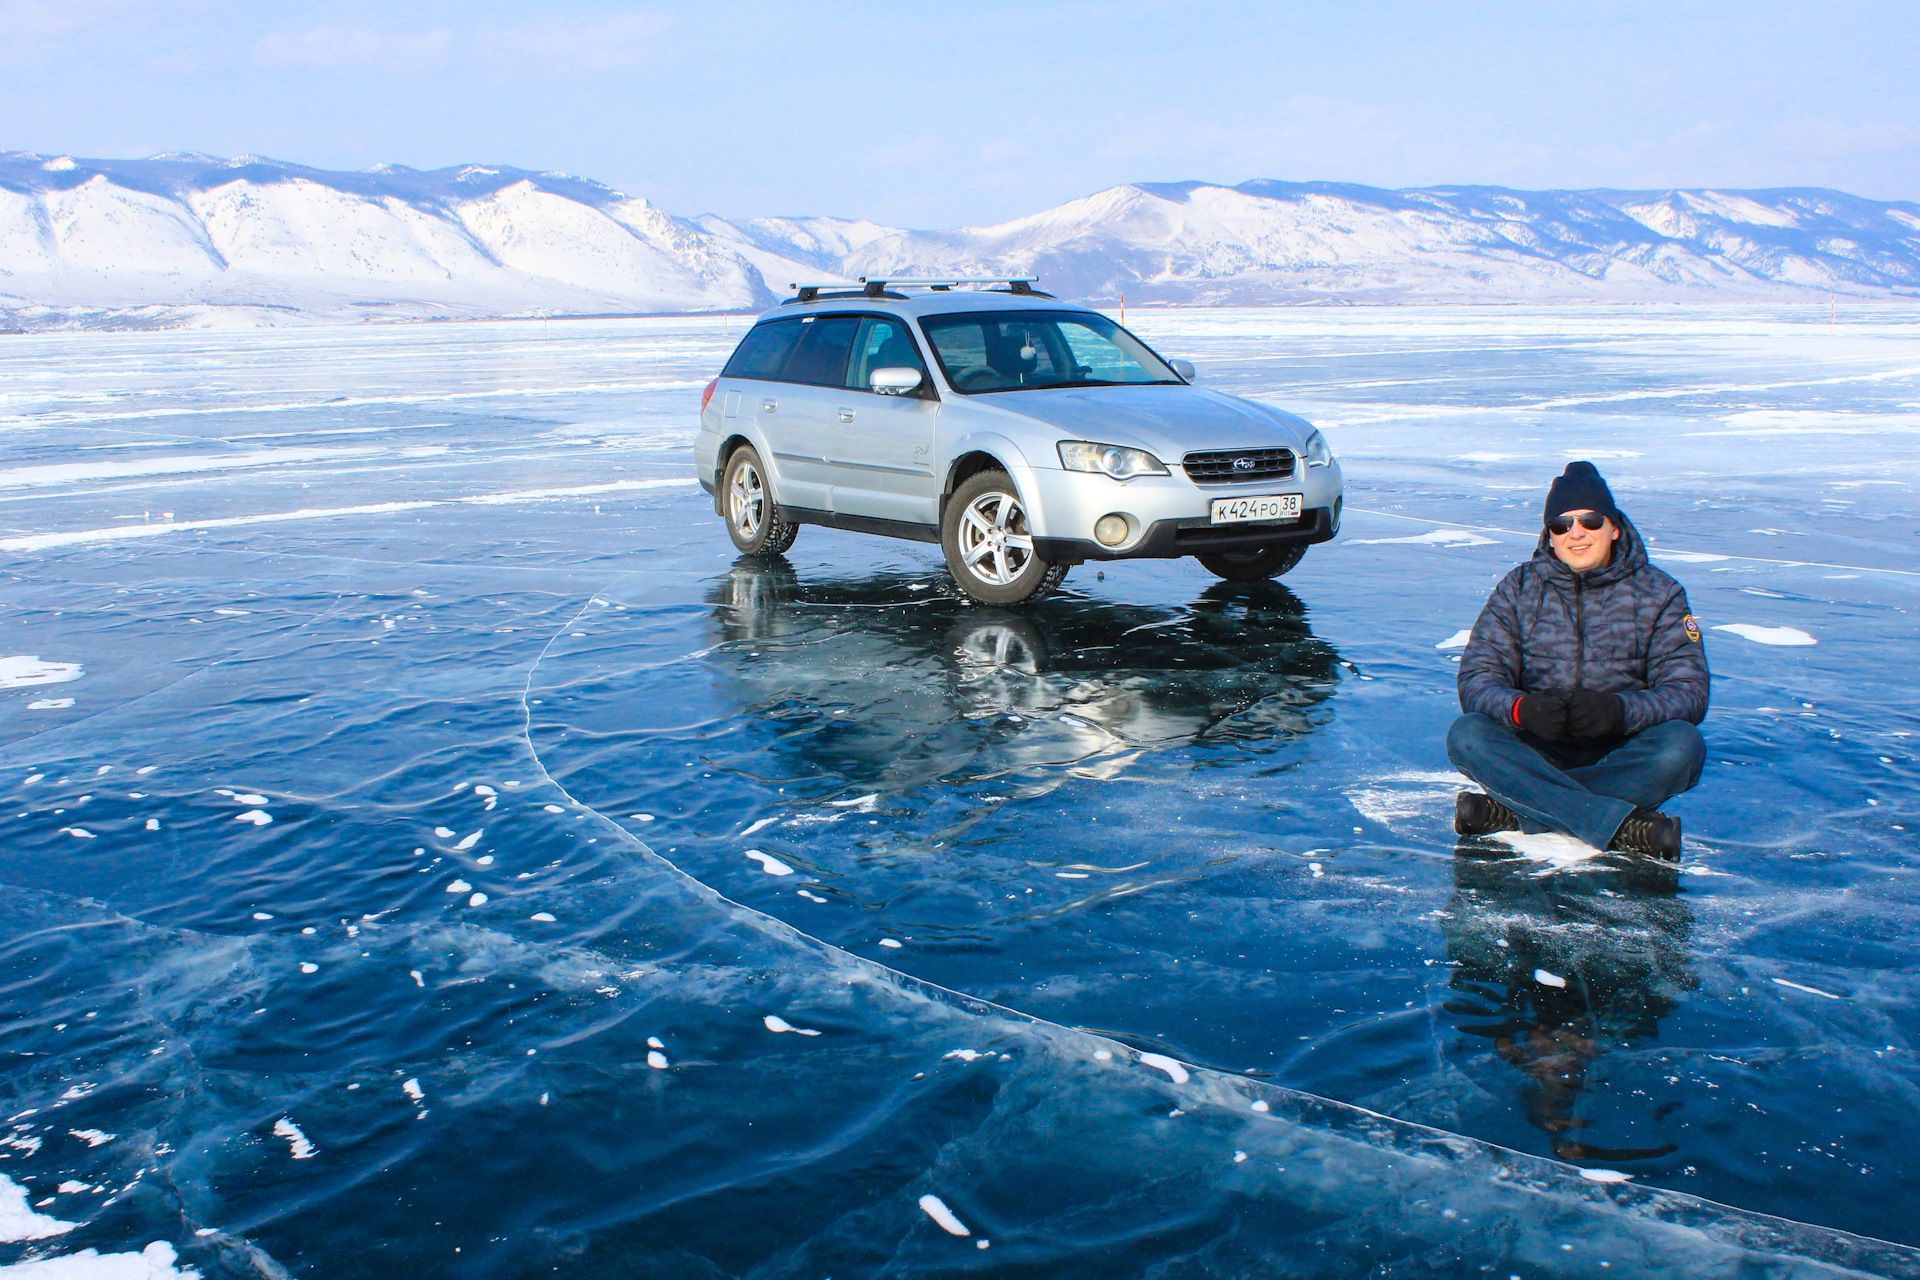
[1547,512,1610,535]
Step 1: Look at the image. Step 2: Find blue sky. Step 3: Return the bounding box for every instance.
[5,0,1916,226]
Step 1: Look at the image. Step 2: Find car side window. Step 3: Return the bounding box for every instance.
[722,320,804,380]
[781,316,861,387]
[845,318,930,394]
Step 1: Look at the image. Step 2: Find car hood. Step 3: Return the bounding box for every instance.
[967,384,1314,460]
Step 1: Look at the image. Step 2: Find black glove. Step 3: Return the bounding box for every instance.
[1515,691,1571,740]
[1566,689,1626,739]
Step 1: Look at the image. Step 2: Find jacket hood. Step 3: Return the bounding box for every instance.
[1531,511,1648,585]
[965,383,1313,458]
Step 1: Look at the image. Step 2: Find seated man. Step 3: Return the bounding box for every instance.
[1448,462,1709,858]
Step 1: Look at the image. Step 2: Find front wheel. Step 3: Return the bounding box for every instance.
[722,445,798,555]
[941,470,1067,605]
[1197,544,1307,582]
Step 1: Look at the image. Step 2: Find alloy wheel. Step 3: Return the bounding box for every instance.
[728,459,765,540]
[956,491,1034,587]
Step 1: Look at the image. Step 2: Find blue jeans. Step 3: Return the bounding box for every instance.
[1446,713,1706,849]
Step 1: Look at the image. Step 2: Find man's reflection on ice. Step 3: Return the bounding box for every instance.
[1441,847,1695,1164]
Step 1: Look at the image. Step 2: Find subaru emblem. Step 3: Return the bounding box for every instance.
[1232,457,1256,471]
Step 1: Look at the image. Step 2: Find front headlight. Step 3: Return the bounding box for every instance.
[1057,441,1169,480]
[1303,429,1335,468]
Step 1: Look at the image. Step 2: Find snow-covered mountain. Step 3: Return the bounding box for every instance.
[0,152,819,328]
[4,153,1918,329]
[703,180,1920,305]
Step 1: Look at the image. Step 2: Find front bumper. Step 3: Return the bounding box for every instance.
[1034,502,1340,563]
[1020,458,1343,563]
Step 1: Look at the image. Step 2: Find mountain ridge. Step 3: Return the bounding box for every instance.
[4,152,1917,330]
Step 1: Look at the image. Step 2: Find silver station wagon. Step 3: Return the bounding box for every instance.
[695,279,1343,604]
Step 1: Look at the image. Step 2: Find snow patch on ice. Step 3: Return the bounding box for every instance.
[744,850,794,876]
[1488,829,1609,869]
[272,1117,316,1159]
[918,1193,969,1236]
[1713,623,1816,646]
[1651,550,1733,564]
[0,657,82,689]
[28,699,75,711]
[0,1241,198,1277]
[1138,1053,1190,1084]
[1347,529,1499,548]
[762,1014,821,1036]
[1344,770,1470,827]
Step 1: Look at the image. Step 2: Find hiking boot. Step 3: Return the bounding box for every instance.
[1455,791,1520,837]
[1609,808,1682,859]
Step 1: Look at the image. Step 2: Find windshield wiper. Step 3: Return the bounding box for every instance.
[964,378,1183,394]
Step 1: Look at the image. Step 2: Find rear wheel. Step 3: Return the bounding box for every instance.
[941,470,1067,605]
[1197,544,1307,582]
[722,446,798,555]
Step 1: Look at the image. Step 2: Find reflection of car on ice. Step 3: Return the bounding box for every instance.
[706,557,1344,792]
[696,279,1343,604]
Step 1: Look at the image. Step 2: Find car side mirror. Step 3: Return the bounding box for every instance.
[870,367,923,396]
[1169,359,1196,381]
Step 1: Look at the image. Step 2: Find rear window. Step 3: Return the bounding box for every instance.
[722,320,804,380]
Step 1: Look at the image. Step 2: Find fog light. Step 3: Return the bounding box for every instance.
[1094,514,1130,547]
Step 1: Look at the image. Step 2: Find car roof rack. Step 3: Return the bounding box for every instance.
[784,277,1054,304]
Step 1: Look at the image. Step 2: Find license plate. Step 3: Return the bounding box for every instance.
[1209,493,1302,525]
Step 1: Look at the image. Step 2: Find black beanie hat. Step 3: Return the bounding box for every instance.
[1544,461,1620,524]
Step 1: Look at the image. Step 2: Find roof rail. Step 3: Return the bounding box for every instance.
[783,277,1054,304]
[785,283,902,304]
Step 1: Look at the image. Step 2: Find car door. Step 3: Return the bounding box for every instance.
[825,315,941,526]
[764,314,861,513]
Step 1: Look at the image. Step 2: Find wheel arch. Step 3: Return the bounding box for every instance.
[940,436,1046,530]
[715,433,757,515]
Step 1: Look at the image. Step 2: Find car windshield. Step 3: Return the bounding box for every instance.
[918,310,1180,394]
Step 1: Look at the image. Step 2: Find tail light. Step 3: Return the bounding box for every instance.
[700,378,718,411]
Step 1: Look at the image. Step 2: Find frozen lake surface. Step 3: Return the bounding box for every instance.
[0,306,1916,1277]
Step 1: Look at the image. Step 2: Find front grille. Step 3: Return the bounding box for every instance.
[1182,448,1295,485]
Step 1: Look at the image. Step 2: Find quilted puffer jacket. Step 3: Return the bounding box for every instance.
[1457,514,1710,735]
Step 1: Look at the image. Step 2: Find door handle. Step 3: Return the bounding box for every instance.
[837,409,856,423]
[762,400,777,413]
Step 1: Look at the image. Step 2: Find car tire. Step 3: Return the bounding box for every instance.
[722,445,798,555]
[1197,544,1307,582]
[941,469,1067,605]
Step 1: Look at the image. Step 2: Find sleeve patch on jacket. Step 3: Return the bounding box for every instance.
[1683,614,1702,643]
